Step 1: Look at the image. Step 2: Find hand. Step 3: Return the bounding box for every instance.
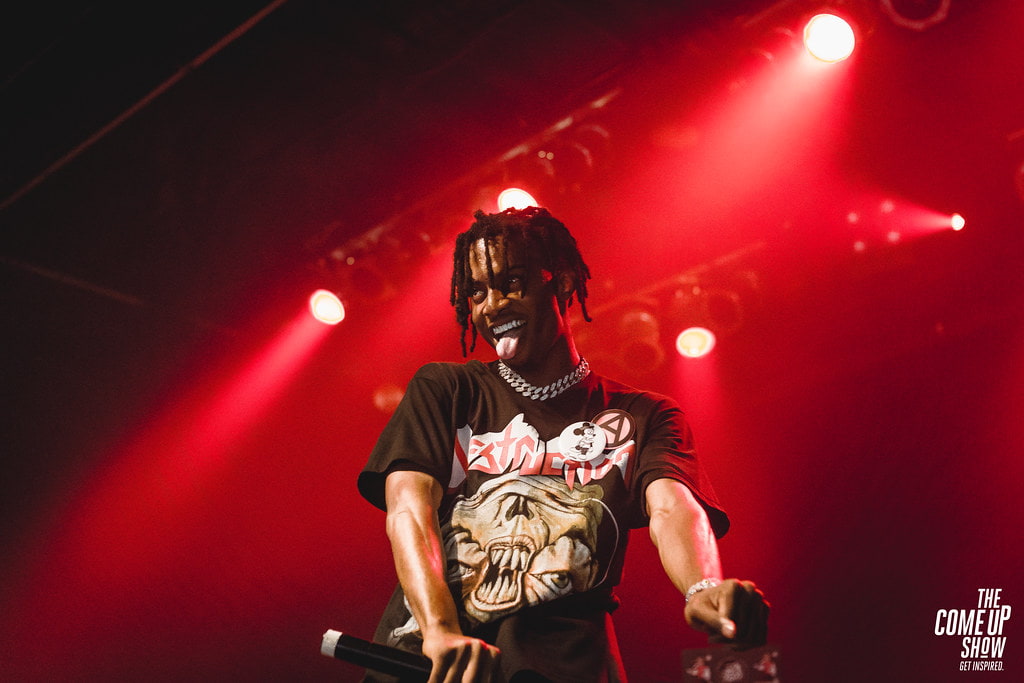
[684,578,770,648]
[421,630,501,683]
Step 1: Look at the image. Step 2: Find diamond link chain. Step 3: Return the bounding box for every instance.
[497,358,590,401]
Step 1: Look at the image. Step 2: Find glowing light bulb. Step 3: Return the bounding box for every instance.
[950,213,966,231]
[309,289,345,325]
[804,14,856,63]
[497,188,538,211]
[675,327,716,358]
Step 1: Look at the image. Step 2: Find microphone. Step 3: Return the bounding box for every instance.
[321,629,431,682]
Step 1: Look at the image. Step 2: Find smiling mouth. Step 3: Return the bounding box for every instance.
[491,319,524,338]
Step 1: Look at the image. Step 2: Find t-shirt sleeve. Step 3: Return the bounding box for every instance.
[631,396,730,538]
[357,363,463,511]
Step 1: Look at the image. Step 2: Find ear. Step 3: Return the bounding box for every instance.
[555,271,576,314]
[555,271,576,301]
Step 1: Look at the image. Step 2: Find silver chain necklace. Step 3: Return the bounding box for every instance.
[497,358,590,401]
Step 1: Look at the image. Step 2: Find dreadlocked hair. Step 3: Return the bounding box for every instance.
[450,206,592,356]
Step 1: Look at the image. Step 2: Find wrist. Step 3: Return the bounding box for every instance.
[685,577,721,603]
[420,621,461,637]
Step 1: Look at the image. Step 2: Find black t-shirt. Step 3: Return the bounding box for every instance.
[358,360,728,681]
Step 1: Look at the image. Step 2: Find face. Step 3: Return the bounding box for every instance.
[467,237,571,373]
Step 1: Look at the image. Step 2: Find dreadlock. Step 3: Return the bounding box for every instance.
[450,206,592,356]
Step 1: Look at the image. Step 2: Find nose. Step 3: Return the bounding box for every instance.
[482,287,508,316]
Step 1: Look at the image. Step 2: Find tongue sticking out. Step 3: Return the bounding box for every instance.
[495,329,521,360]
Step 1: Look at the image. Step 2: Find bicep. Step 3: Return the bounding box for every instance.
[384,469,443,515]
[645,478,717,548]
[645,477,704,521]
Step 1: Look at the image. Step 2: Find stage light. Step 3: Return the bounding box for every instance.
[676,327,716,359]
[951,213,966,231]
[803,14,855,63]
[497,187,538,211]
[309,289,345,325]
[617,308,666,375]
[880,0,950,31]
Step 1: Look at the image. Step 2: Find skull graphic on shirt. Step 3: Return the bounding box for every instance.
[443,472,606,623]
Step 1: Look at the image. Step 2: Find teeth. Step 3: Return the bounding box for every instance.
[492,320,524,336]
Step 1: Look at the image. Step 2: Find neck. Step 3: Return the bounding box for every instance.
[510,337,580,388]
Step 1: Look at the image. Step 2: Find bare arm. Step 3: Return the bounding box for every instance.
[384,470,499,682]
[646,478,769,647]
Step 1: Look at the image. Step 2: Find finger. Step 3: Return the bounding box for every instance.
[428,652,449,683]
[467,641,501,683]
[747,584,770,646]
[719,616,738,640]
[441,655,460,683]
[465,643,492,683]
[716,582,740,640]
[462,640,492,683]
[688,596,734,642]
[731,583,769,647]
[445,642,474,683]
[728,582,755,643]
[425,641,454,683]
[754,597,771,646]
[488,643,503,679]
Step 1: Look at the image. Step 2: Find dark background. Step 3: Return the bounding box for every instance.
[2,1,1022,680]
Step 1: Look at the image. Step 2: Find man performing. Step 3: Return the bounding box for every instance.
[357,206,769,682]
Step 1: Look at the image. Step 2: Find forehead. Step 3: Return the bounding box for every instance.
[467,236,532,277]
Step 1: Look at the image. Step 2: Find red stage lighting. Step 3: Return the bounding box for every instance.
[676,327,716,358]
[880,0,950,31]
[803,14,856,63]
[950,213,966,231]
[497,187,538,211]
[309,289,345,325]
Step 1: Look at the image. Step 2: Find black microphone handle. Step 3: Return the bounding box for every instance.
[321,629,431,681]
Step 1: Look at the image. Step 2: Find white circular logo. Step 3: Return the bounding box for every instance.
[558,421,607,463]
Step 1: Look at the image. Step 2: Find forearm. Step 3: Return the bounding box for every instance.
[646,478,722,596]
[385,499,462,637]
[384,470,462,638]
[384,471,500,680]
[646,477,769,645]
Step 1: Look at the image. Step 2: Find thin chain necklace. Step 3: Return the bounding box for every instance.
[497,358,590,401]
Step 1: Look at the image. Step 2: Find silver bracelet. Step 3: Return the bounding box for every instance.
[685,578,721,603]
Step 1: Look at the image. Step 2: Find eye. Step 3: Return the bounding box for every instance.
[469,285,486,303]
[505,276,523,294]
[545,572,570,589]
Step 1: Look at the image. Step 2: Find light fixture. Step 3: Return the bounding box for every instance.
[309,289,345,325]
[616,308,666,375]
[803,13,856,63]
[676,327,717,358]
[497,187,539,211]
[879,0,950,31]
